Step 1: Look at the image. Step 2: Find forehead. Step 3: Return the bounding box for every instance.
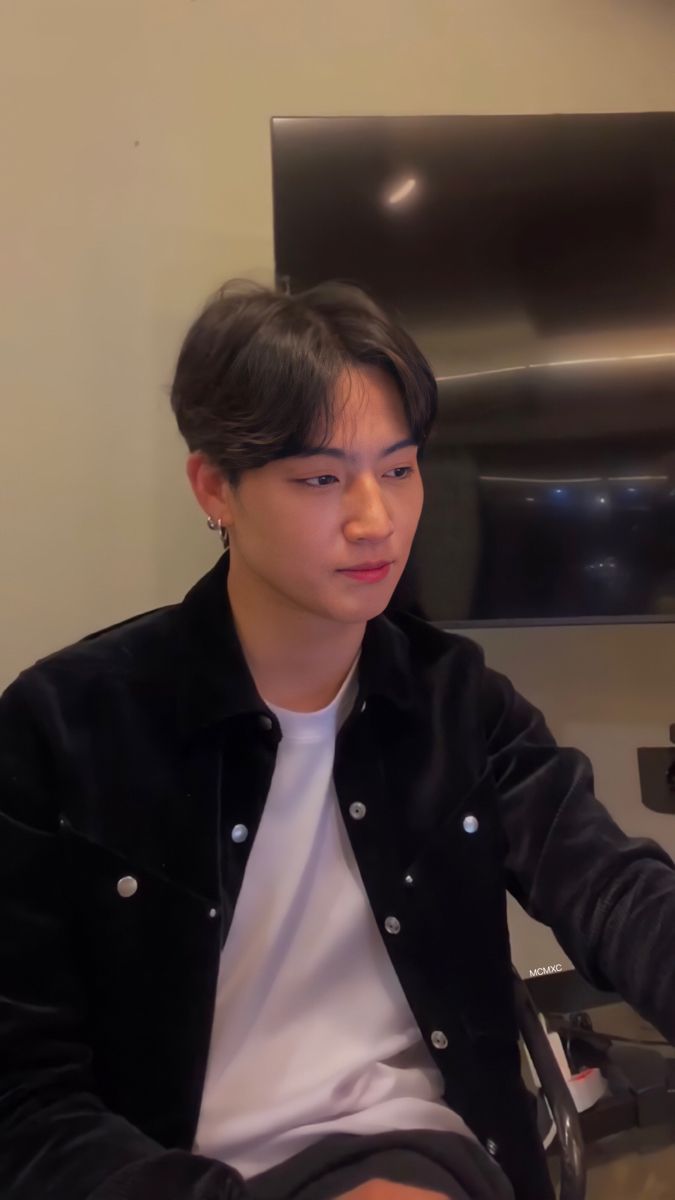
[330,365,410,443]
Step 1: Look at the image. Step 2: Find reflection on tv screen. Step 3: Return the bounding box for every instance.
[272,113,675,622]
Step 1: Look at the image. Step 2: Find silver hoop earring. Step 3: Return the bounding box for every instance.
[207,516,229,549]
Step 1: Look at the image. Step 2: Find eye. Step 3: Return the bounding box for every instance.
[299,465,415,487]
[302,474,339,488]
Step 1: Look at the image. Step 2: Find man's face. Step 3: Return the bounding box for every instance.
[224,366,424,626]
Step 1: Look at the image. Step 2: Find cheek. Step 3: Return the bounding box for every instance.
[402,479,424,526]
[263,503,331,560]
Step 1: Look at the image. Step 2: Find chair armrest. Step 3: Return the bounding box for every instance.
[513,970,587,1200]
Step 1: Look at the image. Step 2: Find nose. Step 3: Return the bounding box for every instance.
[343,477,395,543]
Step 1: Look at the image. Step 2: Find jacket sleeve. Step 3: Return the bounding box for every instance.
[0,673,245,1200]
[481,662,675,1044]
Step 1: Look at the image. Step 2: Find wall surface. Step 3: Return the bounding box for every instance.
[2,0,674,969]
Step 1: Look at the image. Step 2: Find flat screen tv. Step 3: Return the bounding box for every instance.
[271,114,675,625]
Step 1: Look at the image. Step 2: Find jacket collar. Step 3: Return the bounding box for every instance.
[174,551,416,735]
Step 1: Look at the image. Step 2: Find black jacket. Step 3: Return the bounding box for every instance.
[2,552,674,1200]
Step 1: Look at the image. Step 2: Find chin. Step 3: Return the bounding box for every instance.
[333,592,393,624]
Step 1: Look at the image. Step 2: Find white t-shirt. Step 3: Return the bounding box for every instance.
[194,657,473,1177]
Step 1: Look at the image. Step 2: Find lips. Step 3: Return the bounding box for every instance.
[338,562,393,583]
[339,561,391,571]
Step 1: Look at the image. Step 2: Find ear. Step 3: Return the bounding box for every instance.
[186,452,236,527]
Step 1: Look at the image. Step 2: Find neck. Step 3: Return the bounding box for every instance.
[226,556,365,713]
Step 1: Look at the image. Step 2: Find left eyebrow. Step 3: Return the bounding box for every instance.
[291,438,418,461]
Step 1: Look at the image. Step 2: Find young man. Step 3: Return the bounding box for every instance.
[1,282,674,1200]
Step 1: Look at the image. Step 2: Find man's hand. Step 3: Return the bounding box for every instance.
[335,1179,452,1200]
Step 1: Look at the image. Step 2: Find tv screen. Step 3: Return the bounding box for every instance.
[271,114,675,624]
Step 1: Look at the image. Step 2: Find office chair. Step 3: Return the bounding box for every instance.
[513,971,586,1200]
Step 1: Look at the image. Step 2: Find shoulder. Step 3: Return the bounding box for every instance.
[385,606,486,673]
[0,604,192,833]
[1,603,181,725]
[383,607,519,718]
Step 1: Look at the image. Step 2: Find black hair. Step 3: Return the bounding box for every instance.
[170,279,438,484]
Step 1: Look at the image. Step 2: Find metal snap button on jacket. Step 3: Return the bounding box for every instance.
[231,824,249,844]
[431,1029,448,1050]
[116,876,138,899]
[462,814,479,835]
[384,915,401,935]
[349,801,366,821]
[259,715,273,731]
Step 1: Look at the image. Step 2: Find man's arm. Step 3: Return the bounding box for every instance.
[481,663,675,1043]
[0,674,244,1200]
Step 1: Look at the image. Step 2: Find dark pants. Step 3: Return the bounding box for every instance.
[247,1132,515,1200]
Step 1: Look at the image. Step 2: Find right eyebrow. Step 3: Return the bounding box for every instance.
[291,438,418,461]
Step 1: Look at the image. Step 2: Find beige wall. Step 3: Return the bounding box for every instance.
[2,0,675,964]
